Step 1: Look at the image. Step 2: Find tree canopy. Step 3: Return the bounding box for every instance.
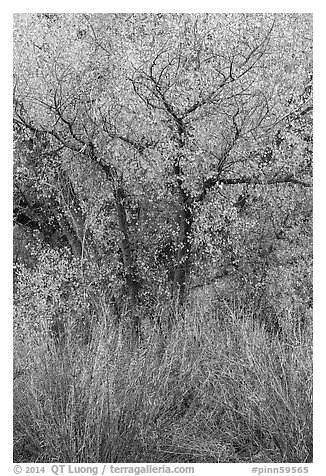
[13,13,312,336]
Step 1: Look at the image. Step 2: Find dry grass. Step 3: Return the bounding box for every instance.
[13,293,313,463]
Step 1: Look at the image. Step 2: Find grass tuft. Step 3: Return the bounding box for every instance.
[14,293,312,463]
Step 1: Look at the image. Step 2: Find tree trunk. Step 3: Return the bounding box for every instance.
[114,184,141,335]
[171,123,194,307]
[173,176,194,306]
[99,161,141,337]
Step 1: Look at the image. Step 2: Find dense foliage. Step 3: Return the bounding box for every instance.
[13,14,312,463]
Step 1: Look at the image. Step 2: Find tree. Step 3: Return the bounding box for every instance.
[13,13,312,334]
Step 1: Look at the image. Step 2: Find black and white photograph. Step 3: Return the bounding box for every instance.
[13,11,313,466]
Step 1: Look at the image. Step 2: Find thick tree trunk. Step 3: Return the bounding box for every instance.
[98,161,141,337]
[170,122,195,307]
[114,185,141,335]
[173,172,194,307]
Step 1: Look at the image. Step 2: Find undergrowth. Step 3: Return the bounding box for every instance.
[13,294,313,463]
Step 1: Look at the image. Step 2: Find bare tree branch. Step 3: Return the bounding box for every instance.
[197,173,311,201]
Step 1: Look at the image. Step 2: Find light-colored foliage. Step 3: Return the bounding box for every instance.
[13,14,312,463]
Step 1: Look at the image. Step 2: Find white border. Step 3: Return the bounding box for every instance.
[3,3,324,473]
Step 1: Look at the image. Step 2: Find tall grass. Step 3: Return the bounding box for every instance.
[13,293,312,463]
